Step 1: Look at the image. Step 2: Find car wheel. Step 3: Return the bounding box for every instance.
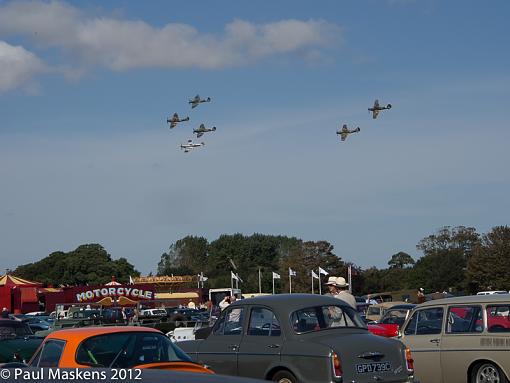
[272,370,297,383]
[471,362,508,383]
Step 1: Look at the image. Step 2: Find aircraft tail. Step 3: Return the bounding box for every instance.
[355,127,361,132]
[386,104,392,109]
[212,127,216,131]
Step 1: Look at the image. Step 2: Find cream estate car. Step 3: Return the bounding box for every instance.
[399,294,510,383]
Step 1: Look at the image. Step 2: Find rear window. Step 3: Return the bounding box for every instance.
[291,305,366,333]
[367,307,381,316]
[487,305,510,333]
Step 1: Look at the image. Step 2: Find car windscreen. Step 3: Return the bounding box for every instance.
[291,305,367,333]
[76,332,192,367]
[0,321,33,338]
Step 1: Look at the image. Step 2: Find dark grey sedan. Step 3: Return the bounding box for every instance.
[179,294,415,383]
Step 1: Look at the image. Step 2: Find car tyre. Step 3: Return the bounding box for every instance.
[471,362,508,383]
[272,370,297,383]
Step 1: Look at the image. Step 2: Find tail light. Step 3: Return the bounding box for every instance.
[331,352,342,378]
[405,348,414,371]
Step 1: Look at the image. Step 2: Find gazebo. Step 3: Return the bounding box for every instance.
[0,274,42,313]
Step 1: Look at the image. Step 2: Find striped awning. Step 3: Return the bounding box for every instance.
[0,275,41,287]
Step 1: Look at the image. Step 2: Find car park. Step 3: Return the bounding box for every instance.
[366,301,408,323]
[399,294,510,383]
[179,294,415,383]
[28,326,214,374]
[379,304,416,328]
[0,319,43,363]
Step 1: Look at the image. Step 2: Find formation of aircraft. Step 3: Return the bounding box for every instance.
[368,99,392,119]
[194,123,216,138]
[189,94,211,109]
[337,99,392,143]
[166,94,216,153]
[336,125,360,141]
[180,140,205,153]
[167,113,190,128]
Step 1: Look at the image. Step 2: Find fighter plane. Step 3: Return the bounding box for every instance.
[368,99,392,119]
[189,94,211,109]
[336,124,360,141]
[167,113,190,129]
[193,123,216,138]
[180,139,205,153]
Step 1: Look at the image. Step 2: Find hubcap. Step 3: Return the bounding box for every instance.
[278,379,293,383]
[476,364,500,383]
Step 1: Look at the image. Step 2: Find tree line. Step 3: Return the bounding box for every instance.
[11,226,510,295]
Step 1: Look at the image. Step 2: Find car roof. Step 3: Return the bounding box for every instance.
[47,326,161,340]
[386,304,416,310]
[230,293,349,312]
[419,294,510,307]
[370,301,408,308]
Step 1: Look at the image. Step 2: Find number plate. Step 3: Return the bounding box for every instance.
[355,362,392,374]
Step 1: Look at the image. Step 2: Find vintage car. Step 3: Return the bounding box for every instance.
[28,326,213,374]
[179,294,415,383]
[366,301,409,323]
[0,319,43,363]
[400,294,510,383]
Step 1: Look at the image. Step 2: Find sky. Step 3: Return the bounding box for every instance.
[1,0,509,275]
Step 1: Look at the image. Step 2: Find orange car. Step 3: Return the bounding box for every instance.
[28,326,213,374]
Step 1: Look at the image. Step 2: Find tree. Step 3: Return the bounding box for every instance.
[412,226,480,292]
[157,236,208,276]
[13,244,139,286]
[388,252,415,269]
[467,226,510,292]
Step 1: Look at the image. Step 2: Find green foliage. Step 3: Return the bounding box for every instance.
[467,226,510,292]
[13,244,139,286]
[388,252,415,269]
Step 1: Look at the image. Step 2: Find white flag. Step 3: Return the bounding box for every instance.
[311,270,319,279]
[129,276,134,285]
[231,271,239,281]
[199,275,208,282]
[318,267,329,276]
[289,268,297,277]
[236,273,244,283]
[272,272,281,279]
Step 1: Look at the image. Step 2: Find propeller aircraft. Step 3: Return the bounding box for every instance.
[368,99,392,119]
[180,139,205,153]
[336,124,360,142]
[193,123,216,138]
[189,94,211,109]
[167,113,190,128]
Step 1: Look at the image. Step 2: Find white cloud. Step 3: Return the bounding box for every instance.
[0,1,341,73]
[0,41,46,92]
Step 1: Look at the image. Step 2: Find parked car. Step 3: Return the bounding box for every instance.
[366,301,408,323]
[399,294,510,383]
[24,317,51,332]
[28,326,213,374]
[0,319,43,363]
[179,294,415,383]
[141,308,168,318]
[379,304,417,328]
[367,323,399,338]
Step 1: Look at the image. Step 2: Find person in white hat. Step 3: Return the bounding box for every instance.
[326,277,356,309]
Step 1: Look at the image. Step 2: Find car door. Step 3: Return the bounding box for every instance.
[198,306,246,376]
[401,306,445,383]
[440,305,483,383]
[237,306,283,379]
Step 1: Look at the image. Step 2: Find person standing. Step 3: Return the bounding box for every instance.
[330,277,357,309]
[417,288,426,303]
[1,307,9,319]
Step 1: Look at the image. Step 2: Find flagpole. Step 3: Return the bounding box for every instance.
[311,271,314,294]
[231,271,233,290]
[318,268,322,295]
[235,273,239,290]
[197,274,200,289]
[289,272,292,294]
[272,276,275,295]
[258,267,261,294]
[348,265,352,294]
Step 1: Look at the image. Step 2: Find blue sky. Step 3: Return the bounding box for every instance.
[1,0,509,275]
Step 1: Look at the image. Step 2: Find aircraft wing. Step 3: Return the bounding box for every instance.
[191,103,198,109]
[170,120,177,128]
[196,131,204,138]
[372,109,379,119]
[340,132,348,141]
